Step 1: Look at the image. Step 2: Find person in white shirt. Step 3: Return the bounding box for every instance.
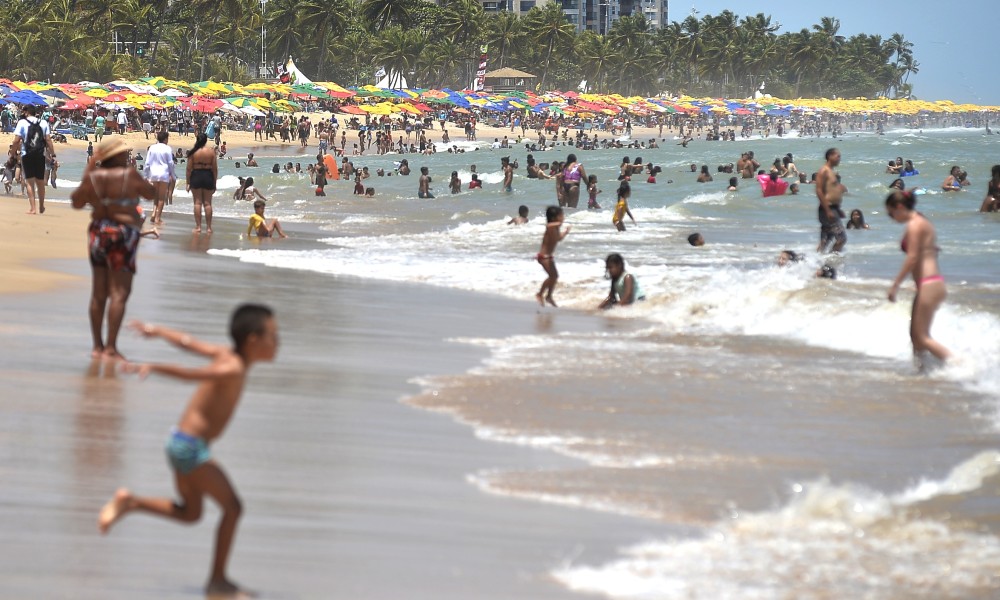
[9,104,55,215]
[144,130,176,224]
[117,110,127,135]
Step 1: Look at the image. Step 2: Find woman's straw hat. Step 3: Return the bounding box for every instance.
[93,137,131,163]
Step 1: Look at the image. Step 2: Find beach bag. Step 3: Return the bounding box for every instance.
[24,119,46,157]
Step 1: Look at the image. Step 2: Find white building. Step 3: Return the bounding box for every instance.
[480,0,668,34]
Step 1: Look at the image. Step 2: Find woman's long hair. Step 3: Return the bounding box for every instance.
[605,253,625,298]
[187,133,208,158]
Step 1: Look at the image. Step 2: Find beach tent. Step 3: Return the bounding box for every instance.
[285,57,313,85]
[375,70,407,90]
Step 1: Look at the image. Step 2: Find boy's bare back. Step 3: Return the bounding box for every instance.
[128,321,248,442]
[540,222,568,256]
[99,306,277,595]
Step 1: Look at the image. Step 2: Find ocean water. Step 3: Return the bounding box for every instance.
[62,127,1000,597]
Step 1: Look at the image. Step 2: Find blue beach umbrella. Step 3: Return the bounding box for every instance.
[5,90,49,106]
[36,88,71,100]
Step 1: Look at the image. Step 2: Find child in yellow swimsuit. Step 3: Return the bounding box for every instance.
[612,181,636,231]
[247,200,287,238]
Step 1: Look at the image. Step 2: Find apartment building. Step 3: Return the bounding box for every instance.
[480,0,668,35]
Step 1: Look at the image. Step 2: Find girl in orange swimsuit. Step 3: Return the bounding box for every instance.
[886,190,950,364]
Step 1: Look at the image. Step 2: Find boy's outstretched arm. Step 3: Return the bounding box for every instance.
[122,357,242,383]
[129,320,229,358]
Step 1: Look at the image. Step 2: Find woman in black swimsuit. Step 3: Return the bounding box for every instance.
[186,133,217,234]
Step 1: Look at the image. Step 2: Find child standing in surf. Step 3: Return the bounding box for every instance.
[536,205,571,307]
[612,181,636,231]
[97,304,279,596]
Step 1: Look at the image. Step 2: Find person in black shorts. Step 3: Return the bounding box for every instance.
[185,133,218,234]
[9,104,55,214]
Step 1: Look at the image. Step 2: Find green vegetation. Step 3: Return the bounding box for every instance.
[0,0,918,98]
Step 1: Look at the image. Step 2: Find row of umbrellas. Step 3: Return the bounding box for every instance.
[2,77,998,119]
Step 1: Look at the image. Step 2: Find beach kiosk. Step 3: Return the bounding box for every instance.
[483,68,537,93]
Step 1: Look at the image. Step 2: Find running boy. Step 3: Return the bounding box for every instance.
[536,205,571,307]
[97,304,279,596]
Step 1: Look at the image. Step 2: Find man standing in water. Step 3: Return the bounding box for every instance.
[418,166,433,199]
[501,157,513,193]
[816,148,847,253]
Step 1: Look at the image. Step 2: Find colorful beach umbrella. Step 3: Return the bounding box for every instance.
[5,90,48,105]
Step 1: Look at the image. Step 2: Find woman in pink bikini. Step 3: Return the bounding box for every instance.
[561,153,587,209]
[886,190,950,363]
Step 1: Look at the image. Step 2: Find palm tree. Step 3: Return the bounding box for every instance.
[650,22,682,93]
[265,0,304,67]
[74,49,120,82]
[810,17,844,95]
[485,11,521,68]
[377,26,425,88]
[526,2,575,90]
[297,0,347,79]
[331,28,376,86]
[24,0,95,81]
[361,0,412,32]
[677,14,703,87]
[576,30,616,92]
[213,0,263,76]
[439,0,484,85]
[418,38,464,88]
[885,33,915,97]
[786,28,815,97]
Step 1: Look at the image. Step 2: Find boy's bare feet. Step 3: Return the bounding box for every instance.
[193,227,201,233]
[535,292,545,306]
[206,228,213,234]
[206,578,255,598]
[91,346,105,358]
[545,295,558,307]
[39,203,45,214]
[98,488,132,533]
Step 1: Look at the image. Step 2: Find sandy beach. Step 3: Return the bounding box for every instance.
[5,117,1000,599]
[0,199,89,294]
[0,193,668,599]
[3,115,666,156]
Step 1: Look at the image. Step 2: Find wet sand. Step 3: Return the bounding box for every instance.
[0,218,669,599]
[0,200,89,293]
